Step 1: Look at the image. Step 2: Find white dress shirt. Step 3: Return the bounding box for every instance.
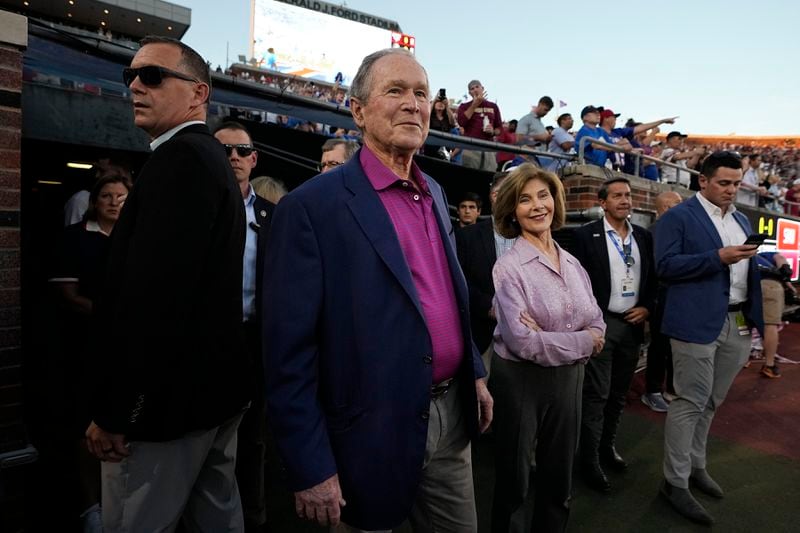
[603,217,642,313]
[696,192,749,304]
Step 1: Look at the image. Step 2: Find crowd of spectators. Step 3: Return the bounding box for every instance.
[225,63,800,215]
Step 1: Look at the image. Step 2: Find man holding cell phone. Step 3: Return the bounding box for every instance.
[654,150,764,526]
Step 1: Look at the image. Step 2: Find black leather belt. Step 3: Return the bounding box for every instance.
[431,378,454,399]
[728,303,743,312]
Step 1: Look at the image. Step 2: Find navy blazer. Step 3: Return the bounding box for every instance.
[654,195,764,344]
[262,152,486,530]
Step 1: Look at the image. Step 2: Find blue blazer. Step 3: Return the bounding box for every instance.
[654,195,764,344]
[261,152,486,530]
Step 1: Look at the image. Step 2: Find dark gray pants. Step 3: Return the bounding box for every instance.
[489,354,584,533]
[581,314,641,461]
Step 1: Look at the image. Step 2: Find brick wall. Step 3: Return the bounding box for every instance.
[0,10,26,457]
[563,164,692,214]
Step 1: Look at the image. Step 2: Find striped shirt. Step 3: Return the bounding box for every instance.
[360,146,464,383]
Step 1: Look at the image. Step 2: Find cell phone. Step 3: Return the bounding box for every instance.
[438,88,446,100]
[743,233,768,246]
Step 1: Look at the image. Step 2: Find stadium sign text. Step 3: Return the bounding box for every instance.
[274,0,401,31]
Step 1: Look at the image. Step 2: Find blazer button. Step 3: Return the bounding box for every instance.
[421,411,430,420]
[423,355,432,364]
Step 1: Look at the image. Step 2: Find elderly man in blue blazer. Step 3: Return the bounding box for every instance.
[654,150,763,526]
[262,49,492,532]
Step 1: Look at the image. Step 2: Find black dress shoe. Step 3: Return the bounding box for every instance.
[582,462,611,492]
[659,480,714,525]
[599,445,628,471]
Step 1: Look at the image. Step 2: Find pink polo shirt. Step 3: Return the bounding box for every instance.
[360,146,464,383]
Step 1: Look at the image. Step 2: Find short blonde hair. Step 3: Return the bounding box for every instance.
[250,176,287,204]
[493,163,566,239]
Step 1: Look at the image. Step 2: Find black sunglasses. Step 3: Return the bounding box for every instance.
[122,65,199,88]
[223,144,255,157]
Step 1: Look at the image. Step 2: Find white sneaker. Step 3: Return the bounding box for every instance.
[641,393,669,413]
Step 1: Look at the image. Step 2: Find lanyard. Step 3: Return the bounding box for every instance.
[606,230,634,271]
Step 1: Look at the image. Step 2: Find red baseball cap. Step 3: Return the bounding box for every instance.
[600,109,620,120]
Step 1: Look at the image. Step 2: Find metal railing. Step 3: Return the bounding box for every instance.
[577,136,700,183]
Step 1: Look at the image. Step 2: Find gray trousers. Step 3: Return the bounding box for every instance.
[102,412,245,533]
[580,315,641,459]
[663,313,750,488]
[461,149,498,172]
[335,378,477,533]
[490,354,584,533]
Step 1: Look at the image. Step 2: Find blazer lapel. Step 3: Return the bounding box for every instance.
[343,162,425,320]
[687,196,724,248]
[591,219,612,290]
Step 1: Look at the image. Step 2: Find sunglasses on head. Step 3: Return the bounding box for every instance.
[222,144,255,157]
[122,65,199,88]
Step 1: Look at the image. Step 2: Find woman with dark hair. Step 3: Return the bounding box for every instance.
[489,163,605,532]
[423,93,459,159]
[49,174,131,532]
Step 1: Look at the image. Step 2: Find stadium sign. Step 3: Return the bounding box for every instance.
[273,0,402,31]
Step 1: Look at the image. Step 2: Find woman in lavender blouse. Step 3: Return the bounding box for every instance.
[488,164,605,533]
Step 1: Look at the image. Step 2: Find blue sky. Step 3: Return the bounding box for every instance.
[181,0,799,136]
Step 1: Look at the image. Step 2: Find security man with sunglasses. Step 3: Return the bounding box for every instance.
[85,36,250,531]
[213,121,275,532]
[570,177,657,493]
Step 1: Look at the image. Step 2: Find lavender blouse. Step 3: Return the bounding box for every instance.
[492,237,605,367]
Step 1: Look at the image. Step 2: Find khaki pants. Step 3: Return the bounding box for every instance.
[102,412,245,532]
[461,149,497,172]
[334,379,477,532]
[663,313,750,488]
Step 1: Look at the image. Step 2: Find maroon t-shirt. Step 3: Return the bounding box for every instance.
[457,100,502,140]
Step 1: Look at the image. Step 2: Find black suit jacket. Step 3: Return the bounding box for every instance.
[456,219,497,353]
[91,124,250,441]
[253,194,275,325]
[571,218,657,327]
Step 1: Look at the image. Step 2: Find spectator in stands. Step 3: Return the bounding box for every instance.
[457,79,503,171]
[64,157,132,226]
[457,192,482,228]
[571,178,657,493]
[738,153,767,206]
[660,132,703,187]
[764,174,785,212]
[655,150,763,525]
[599,110,677,173]
[86,36,250,531]
[547,112,576,171]
[785,178,800,216]
[516,96,554,149]
[641,191,683,413]
[250,175,287,204]
[214,121,275,533]
[574,106,629,168]
[756,252,793,378]
[490,164,605,532]
[456,171,514,370]
[495,120,518,170]
[424,90,458,160]
[263,48,492,530]
[320,138,359,173]
[50,174,131,533]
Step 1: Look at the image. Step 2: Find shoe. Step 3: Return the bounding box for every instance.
[743,359,751,368]
[761,364,781,379]
[599,445,628,471]
[641,392,670,413]
[582,461,611,492]
[663,391,677,402]
[690,468,724,498]
[659,480,715,525]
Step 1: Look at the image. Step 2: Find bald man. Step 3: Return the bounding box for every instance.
[642,191,684,412]
[655,191,683,218]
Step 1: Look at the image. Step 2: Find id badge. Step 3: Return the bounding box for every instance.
[735,311,750,336]
[621,275,636,298]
